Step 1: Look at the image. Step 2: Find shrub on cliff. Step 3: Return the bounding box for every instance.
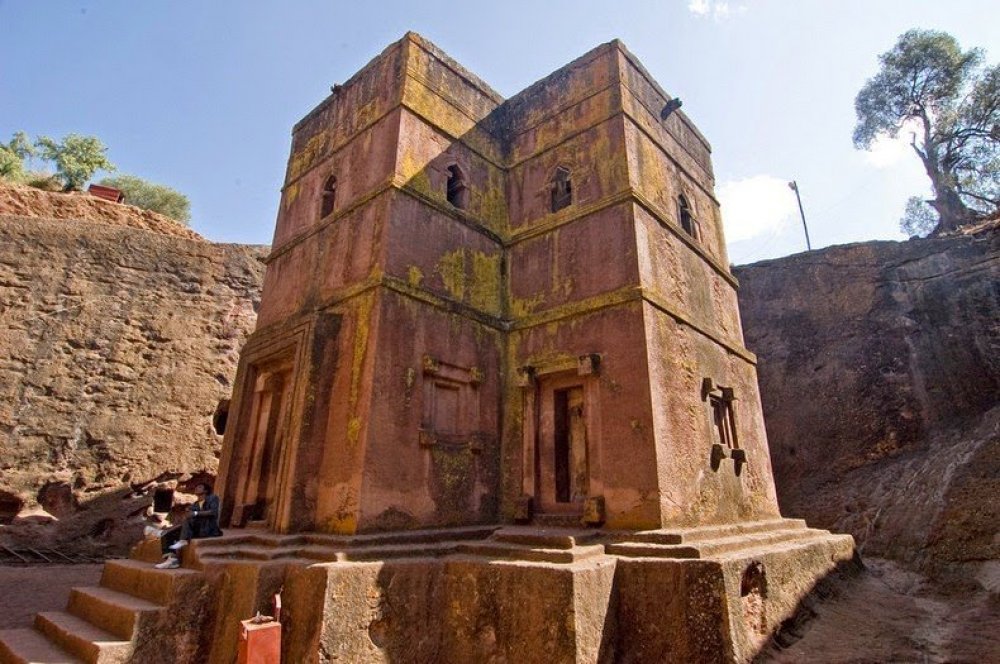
[0,131,35,181]
[99,175,191,224]
[21,172,64,191]
[35,134,115,191]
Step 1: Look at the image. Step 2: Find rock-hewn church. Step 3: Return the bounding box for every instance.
[0,33,854,664]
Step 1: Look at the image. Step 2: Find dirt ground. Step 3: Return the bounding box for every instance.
[0,564,103,629]
[760,558,1000,663]
[1,558,997,662]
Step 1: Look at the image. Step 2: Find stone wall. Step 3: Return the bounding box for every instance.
[0,197,266,551]
[736,228,1000,570]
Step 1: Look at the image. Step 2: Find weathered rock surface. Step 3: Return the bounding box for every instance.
[0,182,203,240]
[736,228,999,572]
[0,200,266,552]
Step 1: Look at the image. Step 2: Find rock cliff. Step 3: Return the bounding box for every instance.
[736,227,999,573]
[0,185,266,553]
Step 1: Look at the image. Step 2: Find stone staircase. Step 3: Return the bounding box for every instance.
[189,524,498,566]
[454,526,607,563]
[189,524,607,567]
[0,522,501,663]
[0,519,851,663]
[0,558,203,664]
[604,517,842,559]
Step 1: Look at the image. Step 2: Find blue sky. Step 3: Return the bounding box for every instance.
[2,1,997,263]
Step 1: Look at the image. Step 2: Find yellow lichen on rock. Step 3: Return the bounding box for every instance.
[469,251,500,313]
[407,265,424,287]
[509,292,545,318]
[283,181,301,210]
[289,131,328,182]
[347,294,375,445]
[437,249,466,301]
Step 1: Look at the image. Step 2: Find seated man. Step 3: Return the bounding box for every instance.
[154,482,222,569]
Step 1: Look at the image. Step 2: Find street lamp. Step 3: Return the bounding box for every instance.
[787,180,812,251]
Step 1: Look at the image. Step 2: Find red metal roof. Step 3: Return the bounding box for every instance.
[87,184,125,203]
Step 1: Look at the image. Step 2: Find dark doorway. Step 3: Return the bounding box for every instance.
[320,175,337,219]
[554,389,571,502]
[550,167,572,212]
[152,488,174,513]
[553,385,586,504]
[446,165,468,209]
[213,399,230,436]
[237,363,294,527]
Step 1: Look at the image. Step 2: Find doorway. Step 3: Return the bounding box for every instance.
[240,362,293,527]
[537,375,589,514]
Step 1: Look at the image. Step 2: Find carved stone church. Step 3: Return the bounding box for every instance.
[220,32,778,537]
[210,32,854,661]
[0,33,854,664]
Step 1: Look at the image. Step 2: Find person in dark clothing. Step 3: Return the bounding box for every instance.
[155,483,222,568]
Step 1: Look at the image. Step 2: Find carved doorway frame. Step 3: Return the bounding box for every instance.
[238,355,295,530]
[518,354,604,520]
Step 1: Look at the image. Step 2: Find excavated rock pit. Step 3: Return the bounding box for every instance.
[736,227,999,576]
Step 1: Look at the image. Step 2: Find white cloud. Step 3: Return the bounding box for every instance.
[862,118,921,168]
[719,175,799,243]
[864,134,912,168]
[688,0,747,20]
[688,0,711,15]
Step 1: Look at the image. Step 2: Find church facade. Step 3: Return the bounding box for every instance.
[218,33,780,537]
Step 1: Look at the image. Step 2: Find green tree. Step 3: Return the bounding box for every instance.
[0,131,36,180]
[35,133,115,191]
[99,174,191,224]
[854,29,1000,234]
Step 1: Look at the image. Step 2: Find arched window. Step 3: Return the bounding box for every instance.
[320,175,337,219]
[446,165,468,209]
[678,195,697,238]
[550,167,572,212]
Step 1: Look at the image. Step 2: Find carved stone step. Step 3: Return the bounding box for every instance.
[608,528,828,559]
[492,526,600,549]
[532,513,587,528]
[191,533,306,552]
[34,612,130,664]
[328,542,460,562]
[609,518,807,545]
[686,527,819,557]
[100,559,202,605]
[675,518,808,543]
[0,627,82,664]
[66,587,162,641]
[193,544,301,562]
[712,531,855,561]
[300,524,498,548]
[456,541,606,564]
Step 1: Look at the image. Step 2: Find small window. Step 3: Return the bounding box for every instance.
[704,380,746,474]
[710,393,738,450]
[446,165,468,209]
[740,561,767,598]
[678,195,699,239]
[152,488,175,513]
[213,399,230,436]
[551,167,572,213]
[320,175,337,219]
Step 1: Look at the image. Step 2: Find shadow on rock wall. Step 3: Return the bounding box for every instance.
[736,228,1000,575]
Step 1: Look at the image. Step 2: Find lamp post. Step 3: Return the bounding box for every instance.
[787,180,812,251]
